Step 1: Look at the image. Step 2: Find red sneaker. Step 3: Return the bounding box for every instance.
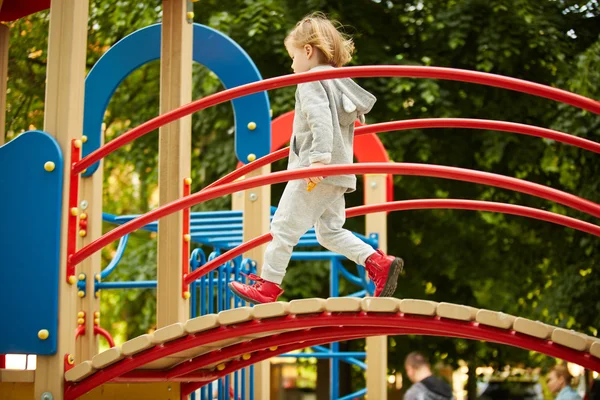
[229,274,284,305]
[364,250,404,297]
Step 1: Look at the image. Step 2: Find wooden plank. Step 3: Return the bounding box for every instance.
[0,23,8,144]
[365,174,388,400]
[0,382,34,400]
[156,0,192,328]
[77,162,103,362]
[79,382,180,399]
[241,165,271,399]
[0,370,35,382]
[35,1,90,398]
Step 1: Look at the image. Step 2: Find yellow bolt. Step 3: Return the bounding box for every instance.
[95,273,101,282]
[242,353,251,360]
[79,229,87,237]
[68,275,77,285]
[77,290,85,298]
[183,234,191,242]
[38,329,49,340]
[247,122,257,131]
[307,182,317,192]
[81,135,88,143]
[70,207,79,216]
[269,346,278,351]
[187,11,194,19]
[81,169,87,174]
[78,273,85,281]
[217,363,226,371]
[73,139,82,149]
[77,318,85,325]
[80,213,87,220]
[247,153,256,162]
[67,354,75,365]
[94,318,100,325]
[44,161,55,172]
[184,177,192,185]
[77,311,85,318]
[183,291,191,299]
[94,311,100,318]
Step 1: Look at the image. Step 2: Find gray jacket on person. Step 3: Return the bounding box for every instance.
[289,65,377,192]
[404,376,455,400]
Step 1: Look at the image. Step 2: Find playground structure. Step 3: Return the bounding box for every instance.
[0,0,600,399]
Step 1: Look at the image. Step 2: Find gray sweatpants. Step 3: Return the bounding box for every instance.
[261,180,376,284]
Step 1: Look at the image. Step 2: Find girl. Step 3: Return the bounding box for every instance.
[229,13,404,304]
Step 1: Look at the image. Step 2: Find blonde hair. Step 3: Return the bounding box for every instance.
[551,364,573,385]
[284,12,354,67]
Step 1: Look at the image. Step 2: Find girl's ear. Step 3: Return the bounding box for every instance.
[304,44,314,59]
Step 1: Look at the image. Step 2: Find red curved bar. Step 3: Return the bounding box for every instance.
[205,118,600,194]
[73,66,600,173]
[94,326,115,348]
[184,198,600,284]
[347,200,600,236]
[71,163,600,266]
[64,312,600,399]
[357,118,600,154]
[74,325,85,340]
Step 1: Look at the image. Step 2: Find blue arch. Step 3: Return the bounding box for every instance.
[82,23,271,176]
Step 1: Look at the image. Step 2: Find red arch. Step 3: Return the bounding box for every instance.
[64,311,600,399]
[237,111,394,203]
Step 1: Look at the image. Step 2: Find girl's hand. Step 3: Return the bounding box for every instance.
[304,162,326,184]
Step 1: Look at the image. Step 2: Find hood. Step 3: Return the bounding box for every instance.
[421,376,454,399]
[310,65,377,120]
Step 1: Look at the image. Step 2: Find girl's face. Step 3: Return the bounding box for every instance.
[546,372,564,394]
[286,44,317,73]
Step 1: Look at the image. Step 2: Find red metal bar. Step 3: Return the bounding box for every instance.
[208,117,600,194]
[355,118,600,154]
[66,139,81,283]
[346,200,600,237]
[71,163,600,267]
[183,320,600,394]
[182,178,191,299]
[183,198,600,285]
[75,325,85,340]
[94,326,115,348]
[64,312,600,399]
[72,66,600,174]
[184,233,272,284]
[0,354,5,368]
[205,147,289,191]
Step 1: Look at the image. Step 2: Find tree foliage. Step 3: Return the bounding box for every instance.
[3,0,599,391]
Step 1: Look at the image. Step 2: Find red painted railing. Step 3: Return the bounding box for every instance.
[72,66,600,174]
[184,199,600,284]
[64,312,600,399]
[71,163,600,267]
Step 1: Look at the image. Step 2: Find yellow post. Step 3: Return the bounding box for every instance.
[0,23,8,145]
[157,0,192,328]
[365,174,389,399]
[242,166,271,398]
[76,165,103,362]
[34,0,90,398]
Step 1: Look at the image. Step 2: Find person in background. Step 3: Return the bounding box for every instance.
[404,352,454,400]
[547,364,582,400]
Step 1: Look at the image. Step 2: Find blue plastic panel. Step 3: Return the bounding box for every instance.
[0,131,62,354]
[82,23,271,176]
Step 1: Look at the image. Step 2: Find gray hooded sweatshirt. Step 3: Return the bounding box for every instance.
[288,65,377,192]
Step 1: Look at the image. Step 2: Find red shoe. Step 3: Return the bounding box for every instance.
[229,273,284,305]
[364,250,404,297]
